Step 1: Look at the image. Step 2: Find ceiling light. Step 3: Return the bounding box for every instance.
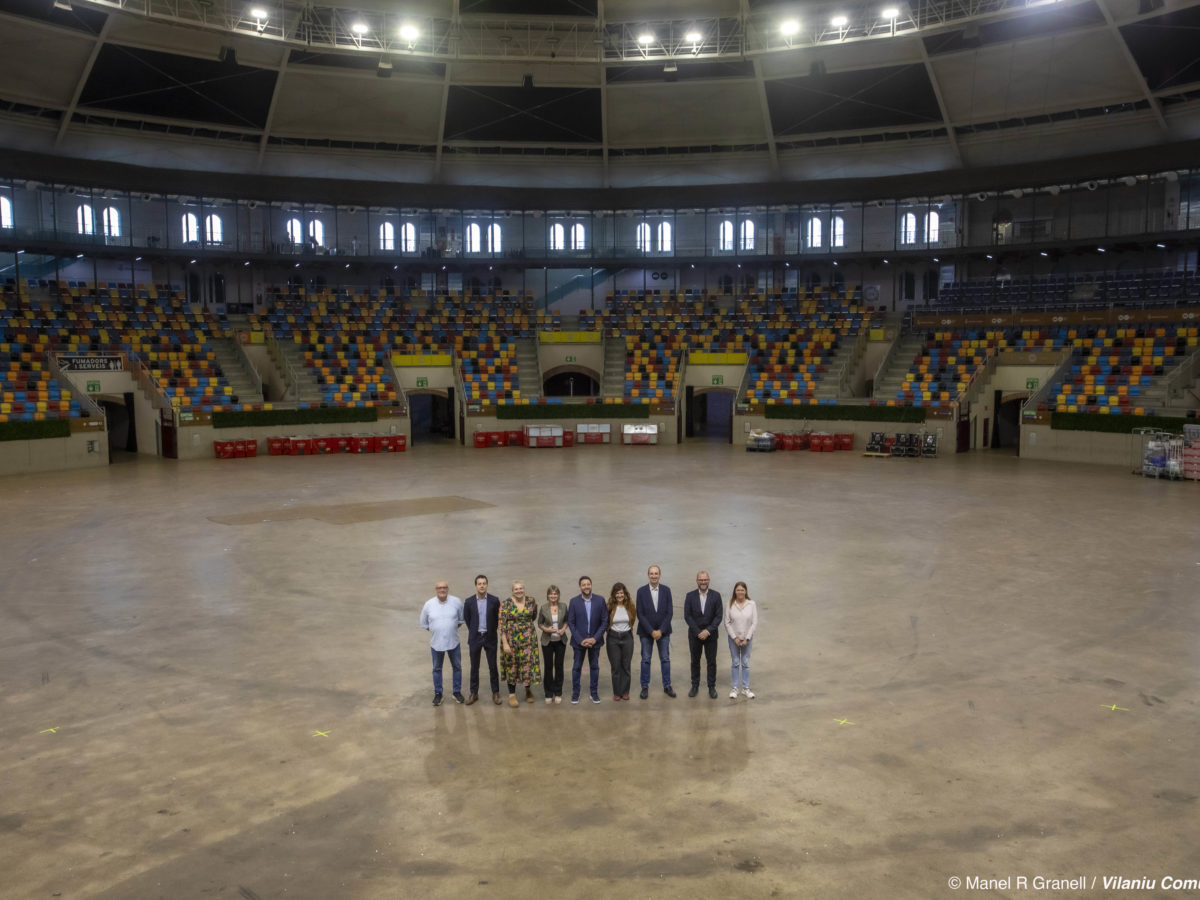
[1156,242,1166,248]
[399,24,419,42]
[1097,247,1106,253]
[351,22,369,35]
[1040,251,1049,257]
[831,15,848,27]
[882,7,900,18]
[250,7,267,18]
[780,19,800,36]
[685,30,702,43]
[985,254,993,259]
[637,32,655,45]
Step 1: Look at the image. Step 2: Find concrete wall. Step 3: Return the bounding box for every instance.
[0,431,107,475]
[84,369,162,457]
[1020,422,1137,468]
[391,364,456,394]
[684,363,746,391]
[539,344,604,382]
[968,362,1061,450]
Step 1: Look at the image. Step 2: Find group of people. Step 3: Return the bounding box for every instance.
[418,568,759,707]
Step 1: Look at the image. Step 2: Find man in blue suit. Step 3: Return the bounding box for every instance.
[636,564,676,700]
[683,570,723,699]
[462,574,501,706]
[567,575,607,704]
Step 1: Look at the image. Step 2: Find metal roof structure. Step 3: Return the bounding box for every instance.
[1,0,1199,188]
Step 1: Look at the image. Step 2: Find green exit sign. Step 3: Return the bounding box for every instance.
[1025,378,1039,391]
[712,374,724,386]
[565,355,577,363]
[87,380,101,392]
[416,377,429,388]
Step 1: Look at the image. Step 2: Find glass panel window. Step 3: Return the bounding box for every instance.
[0,195,11,229]
[806,217,822,248]
[379,221,394,251]
[205,214,223,244]
[77,204,95,235]
[719,220,733,251]
[286,218,302,245]
[182,212,199,243]
[831,215,845,248]
[101,206,121,237]
[739,219,754,251]
[900,212,917,245]
[401,222,416,253]
[635,222,650,252]
[549,223,564,250]
[924,211,939,245]
[465,223,481,253]
[570,222,586,250]
[487,223,501,253]
[657,221,672,252]
[308,219,324,247]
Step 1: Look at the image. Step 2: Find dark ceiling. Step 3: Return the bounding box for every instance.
[443,86,603,143]
[766,64,942,136]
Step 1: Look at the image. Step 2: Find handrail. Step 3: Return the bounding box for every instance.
[231,334,264,401]
[1022,353,1078,415]
[833,326,871,398]
[46,351,105,418]
[127,352,176,413]
[871,327,910,396]
[1162,345,1200,404]
[265,332,299,403]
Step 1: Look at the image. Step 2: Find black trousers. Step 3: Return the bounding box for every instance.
[542,640,566,697]
[468,641,499,695]
[606,630,634,697]
[688,631,719,688]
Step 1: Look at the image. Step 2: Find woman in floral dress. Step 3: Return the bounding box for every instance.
[500,581,540,707]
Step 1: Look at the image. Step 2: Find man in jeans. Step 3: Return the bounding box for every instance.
[636,564,676,700]
[419,580,464,706]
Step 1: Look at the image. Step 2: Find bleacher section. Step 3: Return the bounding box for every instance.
[1,279,240,419]
[939,271,1197,308]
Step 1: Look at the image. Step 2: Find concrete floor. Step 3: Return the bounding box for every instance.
[1,442,1198,899]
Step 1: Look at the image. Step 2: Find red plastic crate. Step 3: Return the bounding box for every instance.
[563,431,575,447]
[267,437,288,456]
[290,437,312,455]
[834,433,854,451]
[820,434,835,452]
[351,436,374,454]
[335,437,351,453]
[473,432,489,448]
[507,430,523,447]
[213,440,235,459]
[312,437,333,454]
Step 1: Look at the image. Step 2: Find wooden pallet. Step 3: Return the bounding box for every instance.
[862,451,891,458]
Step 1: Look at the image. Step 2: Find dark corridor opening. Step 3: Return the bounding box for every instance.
[544,372,598,397]
[685,387,734,442]
[409,392,455,442]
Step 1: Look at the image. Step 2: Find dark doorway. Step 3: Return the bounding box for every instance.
[160,408,177,459]
[992,391,1023,451]
[687,388,734,441]
[101,393,138,460]
[409,392,455,442]
[956,402,970,453]
[544,371,598,397]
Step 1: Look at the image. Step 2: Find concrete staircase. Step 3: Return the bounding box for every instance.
[812,337,857,401]
[211,337,264,405]
[514,338,542,401]
[871,333,927,402]
[601,337,627,398]
[276,340,325,404]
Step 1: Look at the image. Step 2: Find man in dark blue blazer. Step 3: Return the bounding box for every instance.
[566,575,607,704]
[683,570,723,699]
[462,574,501,705]
[636,564,676,700]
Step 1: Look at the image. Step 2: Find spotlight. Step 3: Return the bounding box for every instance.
[250,7,266,19]
[831,15,848,27]
[637,32,655,45]
[685,30,702,43]
[780,19,800,36]
[399,24,419,42]
[351,22,369,35]
[882,7,899,18]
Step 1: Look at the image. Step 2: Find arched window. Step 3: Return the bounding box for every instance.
[205,214,223,244]
[77,204,95,235]
[401,222,416,253]
[182,212,199,243]
[806,217,823,248]
[718,220,734,252]
[549,223,565,251]
[379,222,394,251]
[570,223,586,250]
[739,220,755,251]
[924,211,940,245]
[635,222,651,252]
[900,212,917,245]
[657,221,672,252]
[284,218,302,245]
[465,223,481,253]
[102,206,121,237]
[0,195,11,229]
[487,223,502,253]
[308,219,324,247]
[831,215,845,248]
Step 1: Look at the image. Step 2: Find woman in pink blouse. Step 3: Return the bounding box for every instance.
[724,581,758,699]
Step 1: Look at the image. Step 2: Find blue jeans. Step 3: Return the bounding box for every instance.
[639,634,672,689]
[728,636,752,689]
[431,645,462,694]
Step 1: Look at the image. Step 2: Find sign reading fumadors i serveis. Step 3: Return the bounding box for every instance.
[59,355,124,372]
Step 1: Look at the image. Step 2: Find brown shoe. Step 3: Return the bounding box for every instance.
[492,692,501,705]
[508,694,519,708]
[525,686,534,703]
[465,693,479,706]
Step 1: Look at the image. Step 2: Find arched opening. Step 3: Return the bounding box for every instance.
[542,365,601,398]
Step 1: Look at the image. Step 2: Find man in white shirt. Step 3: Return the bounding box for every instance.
[635,565,676,700]
[419,581,465,707]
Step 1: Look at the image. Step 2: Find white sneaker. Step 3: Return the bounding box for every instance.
[729,688,739,699]
[743,688,755,699]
